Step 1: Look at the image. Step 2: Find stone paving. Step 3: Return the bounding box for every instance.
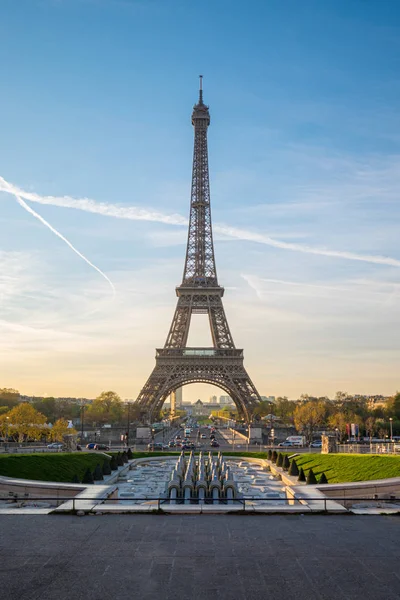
[1,514,400,600]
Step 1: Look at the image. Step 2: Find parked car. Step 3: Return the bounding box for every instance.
[94,444,110,451]
[310,441,322,448]
[210,440,220,448]
[86,443,97,449]
[278,441,293,447]
[200,434,207,439]
[47,443,64,449]
[168,441,176,448]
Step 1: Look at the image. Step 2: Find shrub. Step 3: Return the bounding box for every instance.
[116,452,124,467]
[82,468,94,484]
[127,448,133,459]
[282,455,290,471]
[102,461,112,476]
[93,463,104,481]
[110,455,118,470]
[318,472,328,484]
[71,474,80,483]
[121,451,128,464]
[288,459,299,477]
[267,449,272,460]
[276,453,283,467]
[271,450,278,463]
[297,467,306,482]
[306,468,317,485]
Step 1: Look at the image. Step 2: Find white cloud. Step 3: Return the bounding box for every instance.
[1,174,400,268]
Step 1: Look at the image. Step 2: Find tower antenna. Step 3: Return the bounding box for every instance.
[199,74,203,104]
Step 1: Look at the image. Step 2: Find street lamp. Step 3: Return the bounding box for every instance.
[126,402,131,447]
[389,417,393,442]
[80,402,85,442]
[5,417,9,452]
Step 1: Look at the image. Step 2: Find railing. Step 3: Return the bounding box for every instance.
[337,443,400,455]
[156,348,243,358]
[3,495,400,513]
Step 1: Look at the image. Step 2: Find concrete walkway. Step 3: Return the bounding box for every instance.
[1,514,400,600]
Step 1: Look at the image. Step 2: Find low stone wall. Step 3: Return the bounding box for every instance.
[0,476,85,502]
[316,477,400,506]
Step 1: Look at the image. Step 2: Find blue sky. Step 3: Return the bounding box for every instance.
[1,0,400,401]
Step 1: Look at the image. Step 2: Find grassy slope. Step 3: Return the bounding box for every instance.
[283,453,400,483]
[0,453,111,483]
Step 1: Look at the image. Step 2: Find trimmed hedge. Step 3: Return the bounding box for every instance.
[82,468,94,484]
[298,467,306,482]
[93,463,104,481]
[306,468,317,485]
[288,459,299,477]
[276,453,283,467]
[318,472,328,484]
[282,455,290,471]
[102,461,112,476]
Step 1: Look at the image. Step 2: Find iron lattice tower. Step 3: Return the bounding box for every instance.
[136,78,262,423]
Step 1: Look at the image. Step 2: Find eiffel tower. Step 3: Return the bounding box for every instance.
[136,77,262,424]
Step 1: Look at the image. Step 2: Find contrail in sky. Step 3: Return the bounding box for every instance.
[1,181,115,295]
[1,175,400,268]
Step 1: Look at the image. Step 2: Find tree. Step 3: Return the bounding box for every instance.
[253,400,274,418]
[32,397,56,422]
[306,468,317,485]
[0,388,20,409]
[288,459,299,477]
[0,403,47,443]
[93,464,104,481]
[102,461,112,476]
[293,401,326,444]
[49,418,76,442]
[86,391,123,425]
[385,392,400,421]
[274,397,295,423]
[328,412,348,442]
[298,468,306,482]
[365,417,376,441]
[335,391,350,403]
[318,473,328,484]
[82,468,94,484]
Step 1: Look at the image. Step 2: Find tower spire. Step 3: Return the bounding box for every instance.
[199,74,203,104]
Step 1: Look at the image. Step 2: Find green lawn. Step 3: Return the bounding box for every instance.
[280,453,400,483]
[0,453,111,483]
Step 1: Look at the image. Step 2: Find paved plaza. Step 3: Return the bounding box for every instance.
[1,515,400,600]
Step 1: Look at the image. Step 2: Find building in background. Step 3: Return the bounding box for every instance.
[219,395,233,405]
